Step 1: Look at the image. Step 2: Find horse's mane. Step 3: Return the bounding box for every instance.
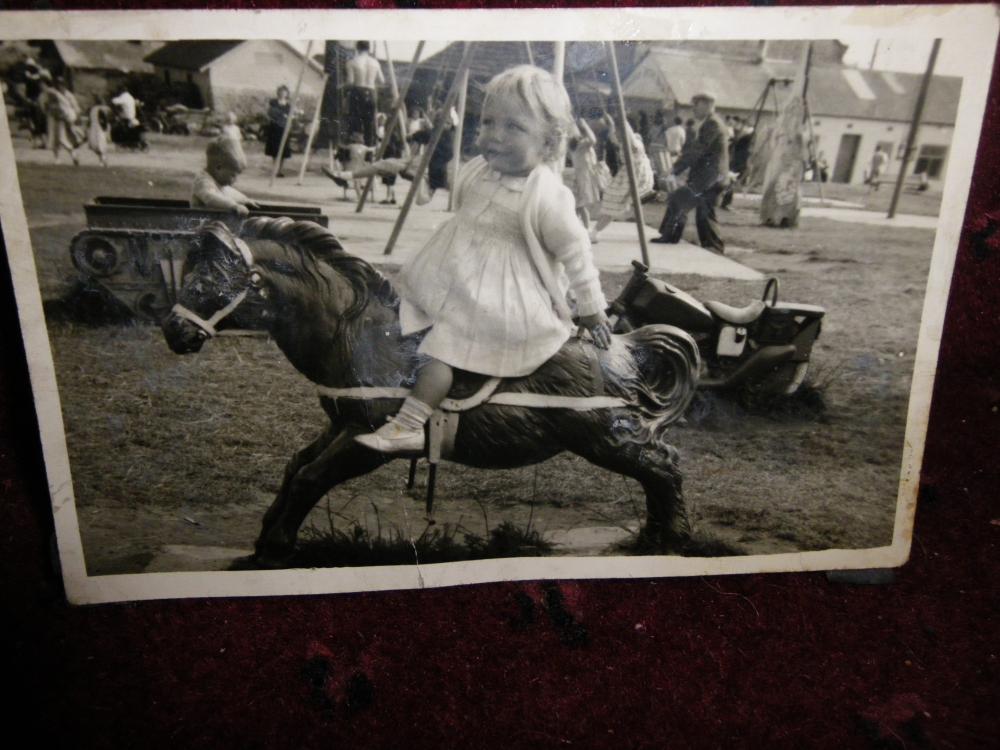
[239,216,397,318]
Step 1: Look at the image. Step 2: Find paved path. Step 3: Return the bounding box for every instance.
[318,187,764,281]
[18,136,931,276]
[801,206,938,229]
[739,192,865,209]
[15,137,763,280]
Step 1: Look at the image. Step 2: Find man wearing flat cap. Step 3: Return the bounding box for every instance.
[653,91,729,254]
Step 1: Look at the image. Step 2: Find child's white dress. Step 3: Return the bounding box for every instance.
[399,157,606,378]
[600,130,654,220]
[86,105,110,160]
[570,138,602,211]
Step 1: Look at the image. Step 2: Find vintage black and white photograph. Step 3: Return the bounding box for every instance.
[1,6,995,603]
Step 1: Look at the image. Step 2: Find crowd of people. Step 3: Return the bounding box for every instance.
[4,56,152,167]
[13,42,901,264]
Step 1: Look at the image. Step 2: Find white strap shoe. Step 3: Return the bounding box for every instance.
[354,418,425,454]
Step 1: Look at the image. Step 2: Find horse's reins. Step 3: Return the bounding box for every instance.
[170,234,258,338]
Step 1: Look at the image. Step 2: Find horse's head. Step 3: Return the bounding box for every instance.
[162,221,267,354]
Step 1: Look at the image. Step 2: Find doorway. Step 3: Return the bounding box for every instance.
[833,134,861,183]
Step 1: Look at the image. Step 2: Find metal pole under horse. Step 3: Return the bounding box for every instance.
[605,41,650,268]
[269,40,313,187]
[296,72,328,185]
[354,41,425,213]
[383,42,476,256]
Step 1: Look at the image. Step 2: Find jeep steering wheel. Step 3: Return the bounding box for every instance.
[762,277,780,307]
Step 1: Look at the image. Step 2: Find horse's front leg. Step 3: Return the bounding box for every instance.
[254,425,388,564]
[257,422,340,550]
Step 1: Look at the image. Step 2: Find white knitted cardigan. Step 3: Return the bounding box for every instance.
[452,156,606,324]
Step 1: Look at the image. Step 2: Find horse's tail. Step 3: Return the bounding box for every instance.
[620,324,700,429]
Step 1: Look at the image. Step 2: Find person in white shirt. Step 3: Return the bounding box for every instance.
[344,41,384,146]
[664,116,686,159]
[111,88,138,127]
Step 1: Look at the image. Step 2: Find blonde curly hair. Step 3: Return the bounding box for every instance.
[480,64,574,170]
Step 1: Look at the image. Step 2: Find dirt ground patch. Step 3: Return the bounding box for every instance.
[12,135,934,574]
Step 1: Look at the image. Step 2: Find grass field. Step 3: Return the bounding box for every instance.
[12,137,937,574]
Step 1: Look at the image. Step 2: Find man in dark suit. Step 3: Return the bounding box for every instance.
[653,92,729,254]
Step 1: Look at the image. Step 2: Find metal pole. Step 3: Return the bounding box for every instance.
[888,38,940,219]
[800,43,826,206]
[384,42,476,256]
[447,65,469,212]
[269,40,313,187]
[355,41,425,213]
[605,41,650,268]
[297,72,328,185]
[553,41,565,81]
[525,41,535,66]
[803,96,827,206]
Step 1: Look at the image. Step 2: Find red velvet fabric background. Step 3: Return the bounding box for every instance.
[2,2,996,747]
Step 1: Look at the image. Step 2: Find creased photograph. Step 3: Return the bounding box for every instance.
[0,5,995,603]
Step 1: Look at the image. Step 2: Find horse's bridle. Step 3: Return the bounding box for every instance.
[170,231,261,338]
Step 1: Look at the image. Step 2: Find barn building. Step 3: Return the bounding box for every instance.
[34,40,164,109]
[144,40,325,118]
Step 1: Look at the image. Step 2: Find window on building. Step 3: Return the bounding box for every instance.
[877,141,895,161]
[914,144,948,179]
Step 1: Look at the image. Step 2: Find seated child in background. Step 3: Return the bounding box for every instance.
[345,131,376,197]
[219,111,247,169]
[191,137,258,216]
[326,110,461,207]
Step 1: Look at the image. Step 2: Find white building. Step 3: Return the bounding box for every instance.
[622,41,960,185]
[145,40,325,118]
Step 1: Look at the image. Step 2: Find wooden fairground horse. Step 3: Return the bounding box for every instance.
[161,218,700,566]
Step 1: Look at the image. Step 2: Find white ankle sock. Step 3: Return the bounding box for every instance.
[393,396,433,431]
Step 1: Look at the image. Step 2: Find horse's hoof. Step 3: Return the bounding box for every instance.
[229,552,296,570]
[634,525,691,555]
[228,554,264,570]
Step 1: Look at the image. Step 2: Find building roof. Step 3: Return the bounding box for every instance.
[413,41,640,81]
[145,41,243,71]
[624,47,961,126]
[647,39,847,65]
[52,40,162,73]
[414,41,555,81]
[145,40,325,75]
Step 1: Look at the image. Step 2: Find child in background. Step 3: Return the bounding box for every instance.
[345,131,376,198]
[354,65,611,453]
[191,137,258,216]
[219,111,247,169]
[87,100,111,167]
[589,119,654,243]
[379,124,406,204]
[568,116,602,232]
